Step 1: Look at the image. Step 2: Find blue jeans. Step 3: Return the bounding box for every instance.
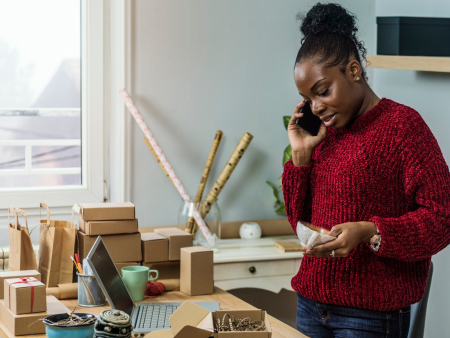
[297,293,410,338]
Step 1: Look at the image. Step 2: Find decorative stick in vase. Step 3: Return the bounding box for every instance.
[192,132,253,234]
[185,130,223,234]
[144,136,177,189]
[119,88,214,244]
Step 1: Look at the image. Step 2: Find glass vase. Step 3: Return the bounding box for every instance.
[177,198,221,239]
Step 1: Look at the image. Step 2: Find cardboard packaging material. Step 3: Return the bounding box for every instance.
[180,247,213,296]
[80,202,135,221]
[79,217,138,236]
[142,262,180,279]
[114,262,140,277]
[145,302,214,338]
[4,277,46,314]
[213,310,272,337]
[0,295,70,336]
[141,233,169,263]
[0,270,40,299]
[46,283,78,300]
[78,231,142,262]
[157,279,180,291]
[154,228,193,261]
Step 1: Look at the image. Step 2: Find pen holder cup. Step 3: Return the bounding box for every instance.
[77,272,106,307]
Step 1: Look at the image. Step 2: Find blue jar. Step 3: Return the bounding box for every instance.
[43,313,96,338]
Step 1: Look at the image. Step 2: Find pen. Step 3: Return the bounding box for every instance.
[75,253,82,273]
[71,256,82,274]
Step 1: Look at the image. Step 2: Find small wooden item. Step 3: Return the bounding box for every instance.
[185,131,223,234]
[275,241,303,252]
[192,132,253,234]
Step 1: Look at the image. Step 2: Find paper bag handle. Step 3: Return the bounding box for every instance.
[8,207,17,229]
[14,208,29,231]
[71,204,80,229]
[39,202,51,224]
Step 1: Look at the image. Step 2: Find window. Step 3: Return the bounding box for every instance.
[0,0,104,208]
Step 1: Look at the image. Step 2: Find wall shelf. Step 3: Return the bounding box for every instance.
[366,55,450,73]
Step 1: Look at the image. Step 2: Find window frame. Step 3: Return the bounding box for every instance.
[0,0,105,208]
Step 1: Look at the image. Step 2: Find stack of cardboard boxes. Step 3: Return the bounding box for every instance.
[0,270,70,335]
[140,228,214,296]
[78,203,142,271]
[141,228,192,281]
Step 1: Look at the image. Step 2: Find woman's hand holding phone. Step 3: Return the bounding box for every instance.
[288,101,327,166]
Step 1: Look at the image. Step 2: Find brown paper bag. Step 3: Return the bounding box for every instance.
[8,208,38,271]
[38,203,77,287]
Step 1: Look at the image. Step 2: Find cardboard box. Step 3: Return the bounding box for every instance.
[180,247,213,296]
[141,233,169,263]
[0,295,70,336]
[78,231,142,262]
[79,202,135,221]
[142,261,180,279]
[0,270,40,299]
[114,262,140,277]
[79,217,138,236]
[4,277,46,314]
[146,302,214,338]
[213,310,272,337]
[154,228,193,261]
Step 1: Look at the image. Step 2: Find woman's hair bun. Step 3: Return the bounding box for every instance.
[298,3,358,39]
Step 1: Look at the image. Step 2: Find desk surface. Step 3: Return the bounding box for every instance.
[0,287,307,338]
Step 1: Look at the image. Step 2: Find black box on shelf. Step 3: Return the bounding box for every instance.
[377,17,450,56]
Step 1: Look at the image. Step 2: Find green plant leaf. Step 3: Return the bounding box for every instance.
[278,175,283,187]
[283,144,292,166]
[275,202,286,215]
[266,181,280,207]
[283,116,291,130]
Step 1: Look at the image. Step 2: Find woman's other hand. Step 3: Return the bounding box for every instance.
[303,221,378,258]
[288,101,327,166]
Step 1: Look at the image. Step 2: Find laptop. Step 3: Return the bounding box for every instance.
[86,236,220,337]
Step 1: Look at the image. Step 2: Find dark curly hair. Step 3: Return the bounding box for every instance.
[295,3,368,80]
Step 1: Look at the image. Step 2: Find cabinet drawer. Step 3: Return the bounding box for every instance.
[214,259,296,281]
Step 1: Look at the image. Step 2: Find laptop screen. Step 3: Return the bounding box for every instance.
[86,237,135,316]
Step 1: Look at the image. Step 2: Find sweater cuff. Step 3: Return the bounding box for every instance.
[367,216,389,257]
[283,159,314,174]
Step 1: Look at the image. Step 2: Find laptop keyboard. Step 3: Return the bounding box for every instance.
[136,304,180,330]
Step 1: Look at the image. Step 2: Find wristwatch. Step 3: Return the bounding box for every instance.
[369,227,382,252]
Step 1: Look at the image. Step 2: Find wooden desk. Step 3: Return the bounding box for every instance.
[0,287,307,338]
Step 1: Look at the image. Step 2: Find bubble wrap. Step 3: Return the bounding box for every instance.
[297,221,336,249]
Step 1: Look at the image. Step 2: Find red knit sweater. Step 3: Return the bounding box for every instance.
[282,98,450,311]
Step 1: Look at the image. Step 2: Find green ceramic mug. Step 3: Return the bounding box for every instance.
[122,266,159,302]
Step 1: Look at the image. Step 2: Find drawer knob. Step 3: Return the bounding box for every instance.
[249,266,256,273]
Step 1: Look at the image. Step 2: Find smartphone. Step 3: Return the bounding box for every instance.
[295,102,322,136]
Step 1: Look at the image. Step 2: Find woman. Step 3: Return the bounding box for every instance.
[282,3,450,338]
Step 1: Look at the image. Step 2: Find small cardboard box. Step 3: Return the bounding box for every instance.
[79,217,138,236]
[213,310,272,338]
[180,246,213,296]
[4,277,46,314]
[114,262,140,277]
[145,302,214,338]
[0,295,70,336]
[79,202,135,221]
[141,233,169,263]
[154,228,193,261]
[78,231,142,262]
[142,261,180,279]
[0,270,40,299]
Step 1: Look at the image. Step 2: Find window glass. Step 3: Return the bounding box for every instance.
[0,0,81,189]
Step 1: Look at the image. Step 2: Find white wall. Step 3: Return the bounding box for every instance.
[374,2,450,337]
[129,0,376,228]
